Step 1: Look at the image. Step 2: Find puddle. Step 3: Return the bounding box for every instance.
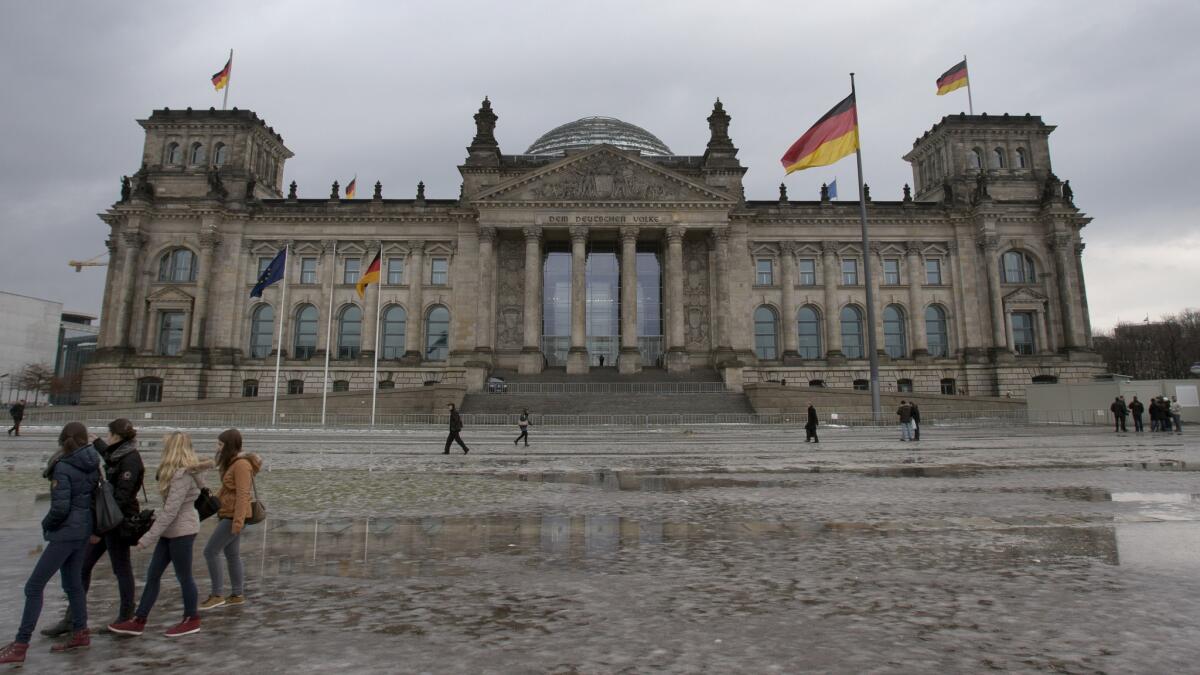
[864,466,980,478]
[494,470,794,492]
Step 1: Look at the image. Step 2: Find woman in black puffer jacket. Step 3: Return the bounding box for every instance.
[0,422,101,666]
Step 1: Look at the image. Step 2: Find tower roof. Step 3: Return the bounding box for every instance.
[525,116,673,156]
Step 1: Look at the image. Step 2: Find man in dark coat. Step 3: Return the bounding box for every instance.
[1129,396,1145,432]
[897,401,914,441]
[1149,398,1161,432]
[443,403,470,455]
[1110,396,1128,432]
[7,400,25,436]
[805,403,819,443]
[514,409,531,447]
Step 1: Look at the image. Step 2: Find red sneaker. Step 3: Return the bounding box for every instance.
[0,642,28,665]
[164,616,201,637]
[50,629,90,652]
[108,617,147,636]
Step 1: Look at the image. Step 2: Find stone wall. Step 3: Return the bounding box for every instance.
[744,381,1027,415]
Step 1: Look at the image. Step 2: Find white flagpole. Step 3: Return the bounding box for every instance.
[270,242,290,426]
[370,250,383,427]
[222,49,233,111]
[850,73,882,422]
[964,54,974,115]
[321,241,337,426]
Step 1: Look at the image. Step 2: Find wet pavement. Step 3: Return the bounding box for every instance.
[1,425,1198,673]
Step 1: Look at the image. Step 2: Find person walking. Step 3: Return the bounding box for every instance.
[897,400,914,442]
[911,402,922,441]
[108,432,212,638]
[1129,396,1145,433]
[200,429,262,611]
[0,423,100,666]
[1149,397,1161,432]
[443,403,470,455]
[513,409,531,447]
[7,399,25,436]
[1110,397,1128,433]
[42,419,145,638]
[804,403,819,443]
[1170,396,1183,434]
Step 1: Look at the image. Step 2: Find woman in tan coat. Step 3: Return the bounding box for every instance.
[108,432,212,638]
[200,429,263,610]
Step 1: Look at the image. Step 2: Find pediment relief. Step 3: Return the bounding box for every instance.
[749,242,779,257]
[876,243,907,257]
[425,242,456,256]
[292,240,324,255]
[381,242,410,256]
[146,285,194,305]
[250,241,282,256]
[837,244,863,257]
[922,243,949,257]
[474,146,735,205]
[339,243,367,256]
[1003,287,1047,304]
[793,243,822,256]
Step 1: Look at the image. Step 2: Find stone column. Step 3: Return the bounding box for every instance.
[519,226,543,374]
[1051,233,1082,349]
[905,241,928,358]
[566,226,589,374]
[664,225,689,373]
[114,229,144,350]
[361,240,382,359]
[618,226,641,373]
[1036,308,1051,354]
[821,240,843,359]
[712,228,733,359]
[1004,311,1016,355]
[979,235,1008,353]
[404,241,425,359]
[779,241,799,360]
[475,227,497,355]
[1074,242,1093,348]
[315,239,336,356]
[188,228,220,350]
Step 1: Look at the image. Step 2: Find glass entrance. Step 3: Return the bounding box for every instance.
[636,249,663,367]
[542,250,571,367]
[586,248,620,367]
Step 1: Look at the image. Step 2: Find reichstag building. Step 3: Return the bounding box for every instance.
[81,98,1104,404]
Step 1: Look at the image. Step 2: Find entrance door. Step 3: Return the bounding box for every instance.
[542,250,571,366]
[586,248,619,366]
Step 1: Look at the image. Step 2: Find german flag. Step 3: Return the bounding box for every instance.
[356,251,380,299]
[780,93,858,174]
[345,176,357,199]
[211,56,232,91]
[936,60,969,96]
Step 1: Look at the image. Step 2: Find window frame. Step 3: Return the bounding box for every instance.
[755,259,774,286]
[925,305,949,358]
[157,311,186,356]
[287,379,305,395]
[213,142,228,166]
[897,378,914,393]
[840,305,865,359]
[882,258,900,286]
[300,257,318,284]
[1011,311,1036,355]
[753,305,779,360]
[797,258,816,286]
[242,379,259,398]
[430,257,449,286]
[386,258,405,285]
[165,142,181,165]
[343,258,361,285]
[189,142,206,166]
[337,304,363,359]
[136,377,163,403]
[293,304,318,359]
[381,305,407,359]
[925,258,943,285]
[1001,251,1036,284]
[940,378,957,395]
[841,258,859,286]
[883,304,907,358]
[248,303,274,359]
[159,249,198,283]
[424,305,451,361]
[796,305,822,359]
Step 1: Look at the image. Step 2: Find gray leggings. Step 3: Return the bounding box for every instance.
[203,518,244,597]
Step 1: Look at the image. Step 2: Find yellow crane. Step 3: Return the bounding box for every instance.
[68,253,108,273]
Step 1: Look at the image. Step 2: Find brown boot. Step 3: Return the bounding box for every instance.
[0,642,28,665]
[50,628,90,652]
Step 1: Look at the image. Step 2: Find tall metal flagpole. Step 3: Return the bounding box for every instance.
[320,241,337,426]
[850,73,882,422]
[222,49,233,111]
[370,249,383,427]
[271,242,290,426]
[964,54,974,115]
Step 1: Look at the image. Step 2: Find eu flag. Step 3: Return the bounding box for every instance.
[827,178,838,200]
[250,248,286,298]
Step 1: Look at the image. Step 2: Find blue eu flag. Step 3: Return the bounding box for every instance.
[250,248,286,298]
[827,178,838,200]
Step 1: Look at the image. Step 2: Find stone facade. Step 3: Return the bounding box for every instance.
[82,103,1104,404]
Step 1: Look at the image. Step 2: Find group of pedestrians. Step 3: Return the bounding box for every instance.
[0,421,263,667]
[442,403,533,454]
[897,400,921,441]
[1112,395,1183,434]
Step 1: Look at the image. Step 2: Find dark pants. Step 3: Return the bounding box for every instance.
[82,532,136,620]
[913,421,921,441]
[7,417,20,435]
[805,424,818,442]
[1114,415,1126,432]
[1133,414,1144,432]
[444,431,468,454]
[16,539,88,643]
[135,534,198,620]
[514,427,529,446]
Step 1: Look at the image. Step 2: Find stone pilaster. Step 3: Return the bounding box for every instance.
[779,241,799,361]
[979,234,1009,356]
[114,228,145,350]
[618,226,641,374]
[404,241,426,360]
[711,229,734,364]
[475,227,497,355]
[664,225,689,373]
[566,226,589,374]
[821,240,843,360]
[188,227,220,350]
[519,226,544,374]
[1050,232,1082,350]
[906,241,928,358]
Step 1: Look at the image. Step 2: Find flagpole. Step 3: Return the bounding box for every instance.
[222,49,232,111]
[370,248,383,427]
[850,73,882,422]
[963,54,974,115]
[321,240,337,426]
[271,242,289,426]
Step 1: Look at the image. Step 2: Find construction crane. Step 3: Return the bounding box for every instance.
[68,253,108,273]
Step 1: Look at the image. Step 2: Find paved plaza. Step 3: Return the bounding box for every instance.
[1,424,1198,673]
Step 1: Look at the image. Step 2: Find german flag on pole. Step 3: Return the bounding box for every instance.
[211,55,232,91]
[345,176,357,199]
[356,251,380,299]
[936,60,969,96]
[780,93,858,174]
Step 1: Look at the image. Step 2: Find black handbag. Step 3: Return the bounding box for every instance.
[93,472,125,535]
[116,485,155,545]
[192,474,220,521]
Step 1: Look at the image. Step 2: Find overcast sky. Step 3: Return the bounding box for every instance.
[1,0,1196,331]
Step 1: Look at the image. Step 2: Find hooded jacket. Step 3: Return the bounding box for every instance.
[140,460,214,548]
[218,453,263,533]
[42,445,101,542]
[93,437,144,519]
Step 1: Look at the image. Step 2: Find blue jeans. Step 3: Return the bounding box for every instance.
[900,421,913,441]
[82,532,136,619]
[135,535,198,620]
[16,539,88,643]
[203,518,244,597]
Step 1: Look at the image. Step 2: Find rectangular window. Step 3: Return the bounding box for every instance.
[798,258,816,286]
[242,380,259,397]
[343,258,361,285]
[883,259,900,285]
[1012,311,1036,355]
[257,257,272,276]
[756,259,773,286]
[940,379,957,395]
[136,379,162,403]
[300,257,317,284]
[387,258,404,285]
[157,311,186,356]
[287,379,304,395]
[431,257,448,286]
[841,259,859,285]
[925,259,943,285]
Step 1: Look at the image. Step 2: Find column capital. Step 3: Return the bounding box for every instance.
[945,239,958,253]
[321,239,338,253]
[666,225,686,244]
[121,230,145,249]
[409,239,426,253]
[1047,232,1073,252]
[710,227,730,245]
[479,226,497,243]
[905,241,924,257]
[821,240,839,255]
[523,225,543,241]
[976,234,999,252]
[198,228,220,250]
[778,240,796,255]
[368,239,383,251]
[619,225,639,244]
[569,225,588,243]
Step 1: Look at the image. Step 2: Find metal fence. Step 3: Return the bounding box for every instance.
[492,382,729,395]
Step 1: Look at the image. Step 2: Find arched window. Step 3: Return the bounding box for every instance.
[925,305,949,358]
[1015,147,1028,169]
[248,304,274,358]
[381,305,407,359]
[897,378,914,393]
[165,142,181,165]
[796,305,822,359]
[753,306,778,360]
[337,305,362,359]
[840,305,864,359]
[242,379,259,397]
[992,147,1006,169]
[1001,251,1037,283]
[853,379,869,391]
[293,304,318,359]
[968,148,983,169]
[940,378,957,395]
[136,377,163,403]
[213,143,228,166]
[425,305,450,361]
[158,248,197,282]
[332,380,349,392]
[883,305,907,358]
[189,142,206,165]
[287,379,304,395]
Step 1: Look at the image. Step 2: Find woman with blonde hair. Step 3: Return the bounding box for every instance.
[108,431,212,638]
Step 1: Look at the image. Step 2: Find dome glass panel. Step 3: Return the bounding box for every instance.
[526,116,672,156]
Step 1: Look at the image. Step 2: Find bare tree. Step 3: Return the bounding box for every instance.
[1094,308,1200,379]
[16,362,54,406]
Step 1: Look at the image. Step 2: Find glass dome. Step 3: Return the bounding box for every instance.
[525,116,673,156]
